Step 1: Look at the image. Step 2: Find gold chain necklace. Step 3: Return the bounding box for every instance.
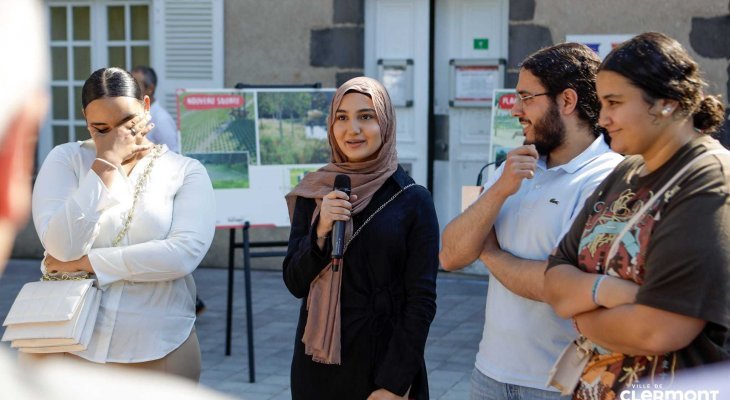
[112,145,164,247]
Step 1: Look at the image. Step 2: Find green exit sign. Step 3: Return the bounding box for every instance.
[474,38,489,50]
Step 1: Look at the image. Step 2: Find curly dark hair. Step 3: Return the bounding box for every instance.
[521,42,603,137]
[600,32,725,134]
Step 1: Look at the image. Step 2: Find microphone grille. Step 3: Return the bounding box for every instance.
[333,174,351,190]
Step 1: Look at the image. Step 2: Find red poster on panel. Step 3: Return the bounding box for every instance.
[183,94,245,110]
[498,93,516,110]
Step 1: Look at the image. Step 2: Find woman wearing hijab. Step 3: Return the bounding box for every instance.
[283,77,439,399]
[544,32,729,399]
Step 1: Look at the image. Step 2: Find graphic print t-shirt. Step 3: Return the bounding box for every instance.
[547,136,730,399]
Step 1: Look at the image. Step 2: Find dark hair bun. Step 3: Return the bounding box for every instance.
[81,67,142,110]
[694,95,725,134]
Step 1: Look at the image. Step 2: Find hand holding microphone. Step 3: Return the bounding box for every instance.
[330,175,351,263]
[316,174,357,269]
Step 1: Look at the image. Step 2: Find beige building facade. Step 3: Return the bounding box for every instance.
[17,0,729,269]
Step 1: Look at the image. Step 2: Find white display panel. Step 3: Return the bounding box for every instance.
[178,88,335,227]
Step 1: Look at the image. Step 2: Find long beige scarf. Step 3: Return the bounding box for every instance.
[285,77,398,364]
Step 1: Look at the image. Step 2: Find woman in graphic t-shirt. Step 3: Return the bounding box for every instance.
[544,32,729,400]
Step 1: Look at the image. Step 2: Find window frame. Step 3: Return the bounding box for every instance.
[41,0,151,159]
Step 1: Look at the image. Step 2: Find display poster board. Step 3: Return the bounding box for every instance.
[177,88,336,227]
[566,34,634,59]
[449,59,505,107]
[488,89,524,167]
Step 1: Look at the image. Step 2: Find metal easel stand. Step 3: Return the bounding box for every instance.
[225,221,288,383]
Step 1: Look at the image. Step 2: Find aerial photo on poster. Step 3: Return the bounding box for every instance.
[257,90,333,165]
[179,91,255,189]
[177,88,335,226]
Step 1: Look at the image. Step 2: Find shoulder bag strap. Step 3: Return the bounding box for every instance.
[604,149,730,277]
[343,183,416,254]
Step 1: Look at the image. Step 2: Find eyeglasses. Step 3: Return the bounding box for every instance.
[516,92,550,105]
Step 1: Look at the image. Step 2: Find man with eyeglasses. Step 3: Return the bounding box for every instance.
[440,43,623,400]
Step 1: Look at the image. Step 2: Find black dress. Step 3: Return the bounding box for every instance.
[283,166,439,399]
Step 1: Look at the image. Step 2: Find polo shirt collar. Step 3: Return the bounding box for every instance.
[537,135,611,174]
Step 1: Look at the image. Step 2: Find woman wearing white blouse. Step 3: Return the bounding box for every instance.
[25,67,215,381]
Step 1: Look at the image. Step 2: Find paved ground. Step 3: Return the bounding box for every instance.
[0,259,488,399]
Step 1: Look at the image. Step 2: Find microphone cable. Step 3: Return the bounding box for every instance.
[476,154,506,186]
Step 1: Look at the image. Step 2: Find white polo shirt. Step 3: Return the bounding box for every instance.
[148,101,180,153]
[32,141,215,363]
[475,135,622,390]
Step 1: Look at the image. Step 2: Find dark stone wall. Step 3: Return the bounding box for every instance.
[689,5,730,146]
[310,27,363,68]
[336,71,362,86]
[334,0,364,24]
[507,24,553,86]
[507,25,553,70]
[509,0,535,21]
[506,0,553,87]
[690,15,730,58]
[310,0,364,84]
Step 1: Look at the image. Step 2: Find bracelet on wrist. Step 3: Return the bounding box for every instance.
[591,275,607,306]
[316,235,329,240]
[572,317,582,336]
[94,158,117,169]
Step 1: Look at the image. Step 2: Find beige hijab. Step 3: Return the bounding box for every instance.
[285,77,398,364]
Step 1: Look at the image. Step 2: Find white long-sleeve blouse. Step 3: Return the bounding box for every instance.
[31,140,215,363]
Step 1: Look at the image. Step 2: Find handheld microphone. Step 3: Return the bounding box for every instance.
[331,174,351,268]
[476,153,507,186]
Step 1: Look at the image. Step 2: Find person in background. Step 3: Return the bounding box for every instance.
[131,66,180,153]
[439,43,623,400]
[544,32,729,400]
[27,67,215,381]
[132,65,206,315]
[132,65,205,315]
[283,77,439,399]
[0,1,228,399]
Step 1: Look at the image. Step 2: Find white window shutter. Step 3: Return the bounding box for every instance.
[152,0,224,112]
